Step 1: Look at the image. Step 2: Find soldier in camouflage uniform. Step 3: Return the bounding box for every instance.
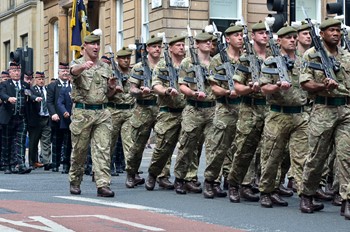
[107,47,135,176]
[258,24,309,208]
[173,31,216,194]
[69,30,115,197]
[203,24,244,199]
[125,35,162,188]
[299,18,350,217]
[145,35,186,191]
[226,21,270,203]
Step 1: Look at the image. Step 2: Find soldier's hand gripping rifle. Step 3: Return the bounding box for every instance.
[106,45,124,91]
[131,41,152,88]
[183,25,206,92]
[301,7,339,82]
[158,33,179,90]
[261,16,291,84]
[239,18,262,84]
[212,22,236,91]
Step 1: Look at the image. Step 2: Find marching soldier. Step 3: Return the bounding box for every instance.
[125,35,162,188]
[227,21,270,203]
[204,24,243,199]
[258,24,309,208]
[299,18,350,217]
[173,31,216,194]
[145,35,186,191]
[69,29,115,197]
[107,47,135,176]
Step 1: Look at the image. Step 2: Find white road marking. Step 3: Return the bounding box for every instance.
[0,189,19,193]
[0,224,21,232]
[52,215,165,231]
[55,196,204,218]
[0,216,73,231]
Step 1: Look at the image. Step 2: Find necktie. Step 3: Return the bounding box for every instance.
[15,81,20,90]
[63,81,67,88]
[40,86,48,115]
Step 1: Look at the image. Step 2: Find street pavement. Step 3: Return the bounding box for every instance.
[0,145,349,232]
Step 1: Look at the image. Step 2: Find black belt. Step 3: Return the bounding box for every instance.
[242,97,266,105]
[216,97,241,105]
[159,106,184,113]
[270,105,304,114]
[136,99,157,106]
[75,102,107,110]
[187,99,216,108]
[107,102,134,109]
[315,96,349,106]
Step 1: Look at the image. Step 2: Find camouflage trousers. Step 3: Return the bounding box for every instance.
[228,104,268,187]
[69,108,112,188]
[300,105,350,201]
[109,107,133,162]
[204,103,239,182]
[148,110,182,177]
[124,104,158,174]
[259,110,309,193]
[174,105,215,180]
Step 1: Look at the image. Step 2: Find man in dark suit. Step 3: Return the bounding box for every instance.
[0,62,32,174]
[57,78,72,174]
[47,62,71,172]
[27,71,52,169]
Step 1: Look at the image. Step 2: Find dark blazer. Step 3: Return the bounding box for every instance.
[0,79,32,125]
[27,85,49,127]
[47,79,63,128]
[57,85,72,129]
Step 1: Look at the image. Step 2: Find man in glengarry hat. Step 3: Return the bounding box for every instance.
[47,62,72,172]
[0,62,33,174]
[27,71,51,170]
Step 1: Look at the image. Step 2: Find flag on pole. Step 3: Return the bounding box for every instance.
[70,0,89,58]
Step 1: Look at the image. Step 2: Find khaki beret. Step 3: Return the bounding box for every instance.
[84,34,100,43]
[277,23,297,37]
[117,47,133,57]
[319,18,341,30]
[225,23,243,35]
[252,20,266,31]
[146,35,163,46]
[195,31,213,41]
[298,21,311,32]
[169,35,186,45]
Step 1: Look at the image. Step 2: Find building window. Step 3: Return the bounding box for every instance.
[116,0,124,50]
[21,34,28,48]
[4,41,11,68]
[53,21,59,79]
[295,0,321,23]
[141,0,149,42]
[209,0,241,34]
[9,0,15,9]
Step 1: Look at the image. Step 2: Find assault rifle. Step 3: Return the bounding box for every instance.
[301,7,339,81]
[261,16,291,83]
[158,33,179,90]
[183,25,206,92]
[342,27,350,52]
[106,45,124,90]
[239,18,262,83]
[131,42,152,88]
[212,22,236,91]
